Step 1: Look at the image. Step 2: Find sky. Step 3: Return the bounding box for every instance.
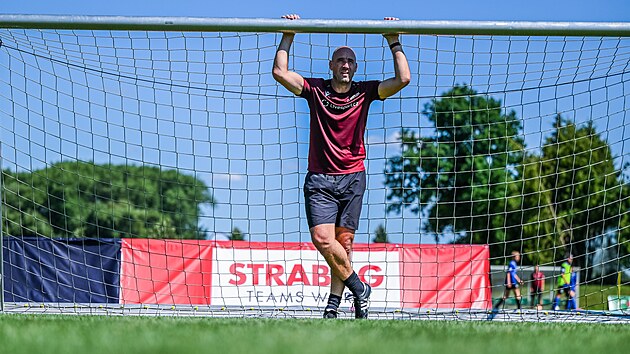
[2,0,630,22]
[1,1,629,245]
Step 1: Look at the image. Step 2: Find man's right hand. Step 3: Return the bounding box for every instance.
[280,14,300,35]
[281,14,300,20]
[273,14,304,96]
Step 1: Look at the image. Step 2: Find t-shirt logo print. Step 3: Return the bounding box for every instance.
[320,98,359,111]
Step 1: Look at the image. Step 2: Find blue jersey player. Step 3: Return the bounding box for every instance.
[490,251,523,316]
[552,254,573,310]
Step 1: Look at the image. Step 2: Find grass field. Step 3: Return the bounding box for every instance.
[1,315,629,354]
[579,284,630,310]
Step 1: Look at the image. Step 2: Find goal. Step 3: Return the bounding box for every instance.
[1,16,629,320]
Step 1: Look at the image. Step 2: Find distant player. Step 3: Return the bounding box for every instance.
[567,266,578,310]
[272,14,410,319]
[490,251,523,317]
[552,254,573,310]
[529,264,545,310]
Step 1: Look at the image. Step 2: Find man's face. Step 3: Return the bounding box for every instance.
[329,47,357,84]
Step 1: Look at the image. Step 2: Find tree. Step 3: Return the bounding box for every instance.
[1,161,214,239]
[372,224,389,243]
[384,85,524,258]
[229,227,245,241]
[526,116,630,267]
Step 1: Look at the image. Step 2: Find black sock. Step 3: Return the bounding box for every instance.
[516,298,522,310]
[342,272,365,297]
[494,298,504,310]
[325,294,342,311]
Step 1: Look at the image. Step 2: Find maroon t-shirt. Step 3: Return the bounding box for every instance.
[299,78,382,174]
[531,271,545,290]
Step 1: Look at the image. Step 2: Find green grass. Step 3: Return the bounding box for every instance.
[1,315,629,354]
[579,284,630,311]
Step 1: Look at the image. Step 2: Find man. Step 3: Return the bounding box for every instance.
[272,14,410,319]
[552,254,573,310]
[567,266,578,310]
[490,251,523,318]
[529,264,545,310]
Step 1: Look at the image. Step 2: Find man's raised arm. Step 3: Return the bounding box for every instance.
[272,14,304,96]
[378,17,411,99]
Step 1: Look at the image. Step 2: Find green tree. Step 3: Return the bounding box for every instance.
[229,227,245,241]
[372,224,389,243]
[384,85,524,258]
[1,161,214,239]
[509,153,559,264]
[524,116,630,267]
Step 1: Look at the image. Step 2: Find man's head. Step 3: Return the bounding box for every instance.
[511,250,520,262]
[567,253,573,264]
[534,264,540,272]
[329,46,357,84]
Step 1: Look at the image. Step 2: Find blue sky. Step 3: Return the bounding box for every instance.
[2,0,630,22]
[1,2,629,245]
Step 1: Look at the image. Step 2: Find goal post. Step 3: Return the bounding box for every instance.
[1,15,629,320]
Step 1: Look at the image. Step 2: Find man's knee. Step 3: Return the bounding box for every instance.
[335,227,355,254]
[310,225,336,250]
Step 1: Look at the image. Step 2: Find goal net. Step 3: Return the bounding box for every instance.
[1,17,629,320]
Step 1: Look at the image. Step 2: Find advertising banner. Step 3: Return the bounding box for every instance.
[120,240,491,309]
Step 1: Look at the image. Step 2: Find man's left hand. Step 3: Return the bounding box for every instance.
[383,17,400,43]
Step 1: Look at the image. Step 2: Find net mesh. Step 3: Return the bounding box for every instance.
[1,27,629,319]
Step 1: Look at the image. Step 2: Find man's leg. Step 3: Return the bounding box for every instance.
[492,288,510,310]
[514,288,522,310]
[310,224,366,291]
[310,224,353,279]
[323,227,355,318]
[567,290,576,310]
[334,171,370,319]
[488,287,510,320]
[534,291,542,309]
[552,290,561,310]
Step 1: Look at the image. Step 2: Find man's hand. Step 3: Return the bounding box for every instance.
[282,14,300,20]
[383,17,400,44]
[378,16,410,99]
[273,14,304,96]
[280,14,300,35]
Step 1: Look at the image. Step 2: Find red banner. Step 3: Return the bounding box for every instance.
[399,245,491,309]
[120,239,213,304]
[120,240,491,309]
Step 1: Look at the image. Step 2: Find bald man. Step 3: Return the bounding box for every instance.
[272,14,410,319]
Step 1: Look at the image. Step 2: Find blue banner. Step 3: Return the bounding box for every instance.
[2,237,121,303]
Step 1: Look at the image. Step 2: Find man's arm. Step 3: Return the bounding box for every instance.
[272,15,304,96]
[378,18,411,99]
[562,269,571,285]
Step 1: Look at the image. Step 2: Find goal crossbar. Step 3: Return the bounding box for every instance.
[1,15,630,36]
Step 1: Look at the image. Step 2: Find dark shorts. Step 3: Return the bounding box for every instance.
[303,171,366,230]
[557,285,571,296]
